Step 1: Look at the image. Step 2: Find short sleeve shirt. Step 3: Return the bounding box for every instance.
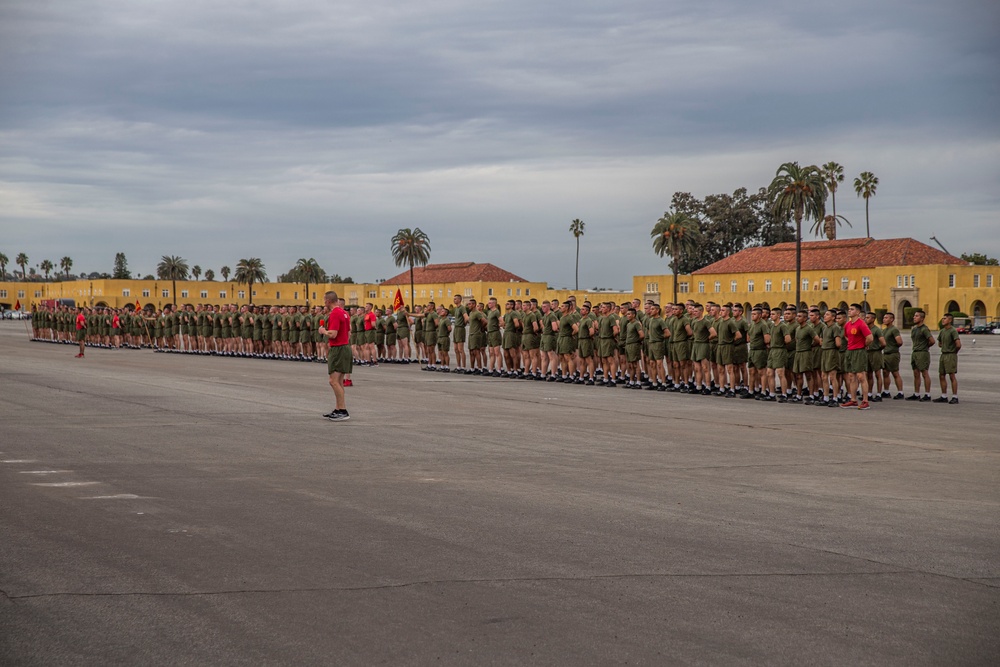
[326,307,350,346]
[844,318,871,351]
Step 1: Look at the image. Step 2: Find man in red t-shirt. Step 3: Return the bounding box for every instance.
[363,303,377,366]
[841,303,874,410]
[319,290,352,421]
[75,307,87,358]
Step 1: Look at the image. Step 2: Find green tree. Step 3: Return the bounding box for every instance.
[40,259,54,280]
[157,255,189,306]
[821,162,845,217]
[0,253,7,280]
[220,265,231,282]
[292,258,323,306]
[569,218,585,290]
[390,228,431,310]
[16,252,28,280]
[204,269,215,281]
[234,258,268,304]
[961,252,999,266]
[651,211,700,304]
[60,256,73,280]
[112,252,130,279]
[191,265,201,280]
[768,162,827,309]
[853,171,879,238]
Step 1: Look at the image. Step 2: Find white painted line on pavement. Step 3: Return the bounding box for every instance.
[31,481,101,487]
[2,459,38,463]
[83,494,141,499]
[19,470,69,474]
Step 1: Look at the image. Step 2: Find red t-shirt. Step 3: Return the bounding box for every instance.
[326,307,350,347]
[364,311,376,331]
[76,313,86,330]
[844,318,871,351]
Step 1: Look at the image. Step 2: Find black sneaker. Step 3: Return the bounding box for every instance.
[327,410,350,421]
[919,395,932,402]
[321,410,338,419]
[932,396,948,403]
[893,393,905,400]
[905,394,921,401]
[949,397,959,404]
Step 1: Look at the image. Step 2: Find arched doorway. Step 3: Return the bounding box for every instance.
[838,301,849,312]
[944,300,960,314]
[817,301,828,312]
[897,299,913,329]
[971,300,986,323]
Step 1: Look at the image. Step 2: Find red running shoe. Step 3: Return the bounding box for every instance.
[840,400,858,408]
[75,353,84,358]
[344,378,353,387]
[858,401,871,410]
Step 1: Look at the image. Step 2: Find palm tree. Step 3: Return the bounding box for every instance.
[0,253,7,280]
[157,255,189,306]
[390,228,431,310]
[60,256,73,280]
[204,269,215,281]
[293,258,322,306]
[569,218,585,290]
[191,265,201,280]
[821,162,845,217]
[768,162,826,309]
[220,265,231,281]
[40,259,54,280]
[854,171,879,238]
[235,258,267,304]
[815,214,852,241]
[651,211,700,304]
[16,253,28,280]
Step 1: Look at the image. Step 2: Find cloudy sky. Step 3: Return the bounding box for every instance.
[2,0,998,289]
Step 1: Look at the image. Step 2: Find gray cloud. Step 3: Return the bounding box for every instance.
[2,0,998,287]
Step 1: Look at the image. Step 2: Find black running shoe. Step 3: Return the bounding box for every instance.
[949,397,959,404]
[327,410,350,421]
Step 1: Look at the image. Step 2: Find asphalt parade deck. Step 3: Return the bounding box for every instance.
[1,321,998,665]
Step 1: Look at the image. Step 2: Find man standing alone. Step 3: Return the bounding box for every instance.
[319,291,351,421]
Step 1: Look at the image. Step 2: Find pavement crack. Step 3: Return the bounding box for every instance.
[5,570,929,600]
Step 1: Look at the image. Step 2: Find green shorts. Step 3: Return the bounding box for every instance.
[76,328,86,341]
[733,344,748,365]
[844,349,868,374]
[386,333,397,346]
[578,338,594,359]
[453,326,466,344]
[671,340,690,362]
[521,334,539,351]
[557,336,576,356]
[437,337,450,352]
[502,332,518,350]
[597,338,616,359]
[793,350,814,374]
[624,342,641,363]
[288,331,299,344]
[716,343,733,366]
[487,331,502,348]
[365,330,376,345]
[396,327,410,341]
[540,335,556,352]
[882,352,900,373]
[748,349,768,370]
[911,350,930,372]
[647,341,665,361]
[327,345,353,374]
[692,341,710,363]
[867,350,883,372]
[938,353,957,375]
[469,333,485,351]
[821,348,840,373]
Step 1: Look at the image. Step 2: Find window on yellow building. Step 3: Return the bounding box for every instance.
[182,290,189,298]
[747,280,754,292]
[142,289,150,297]
[237,291,245,299]
[162,289,169,298]
[821,278,828,291]
[764,279,771,292]
[862,277,870,291]
[698,281,705,293]
[948,274,955,288]
[220,291,227,298]
[974,274,980,288]
[988,275,994,288]
[714,281,721,293]
[201,291,208,298]
[275,291,280,299]
[841,277,849,290]
[122,289,130,297]
[464,288,473,297]
[730,280,737,292]
[679,282,689,293]
[802,279,809,292]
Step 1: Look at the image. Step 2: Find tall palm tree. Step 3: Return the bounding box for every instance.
[40,259,54,280]
[293,258,322,306]
[390,228,431,310]
[768,162,826,309]
[853,171,879,238]
[651,211,700,304]
[16,253,28,280]
[0,253,7,280]
[204,269,215,281]
[234,258,267,304]
[569,218,585,290]
[157,255,189,306]
[191,265,201,280]
[60,256,73,280]
[821,162,844,217]
[220,265,231,282]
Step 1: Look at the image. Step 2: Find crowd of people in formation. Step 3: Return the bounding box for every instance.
[29,293,963,408]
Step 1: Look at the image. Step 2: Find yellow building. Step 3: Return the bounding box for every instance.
[4,240,996,329]
[634,238,999,328]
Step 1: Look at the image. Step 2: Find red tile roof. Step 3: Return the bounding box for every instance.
[693,238,969,275]
[383,262,528,285]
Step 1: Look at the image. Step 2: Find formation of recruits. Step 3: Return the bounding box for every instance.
[29,295,963,407]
